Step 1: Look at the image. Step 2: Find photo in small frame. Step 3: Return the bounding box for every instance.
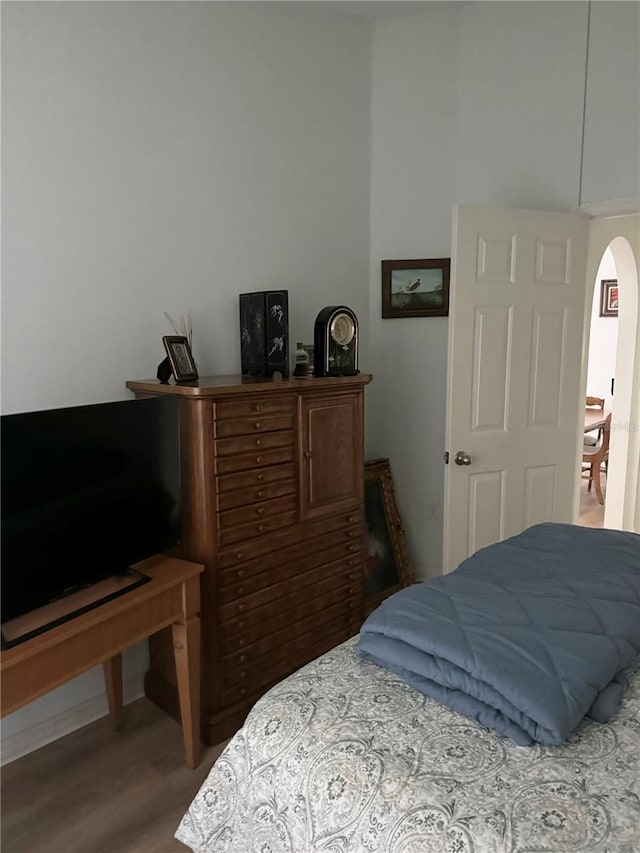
[382,258,450,318]
[162,335,198,382]
[364,458,414,616]
[599,279,619,317]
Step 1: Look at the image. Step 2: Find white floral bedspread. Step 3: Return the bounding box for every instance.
[176,638,640,853]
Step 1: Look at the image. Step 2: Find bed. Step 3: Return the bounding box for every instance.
[176,525,640,853]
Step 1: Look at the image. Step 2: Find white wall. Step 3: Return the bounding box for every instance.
[582,1,640,205]
[586,248,618,406]
[1,1,371,760]
[367,5,459,579]
[1,1,371,414]
[368,0,640,578]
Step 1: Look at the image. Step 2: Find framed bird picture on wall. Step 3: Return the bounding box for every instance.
[381,258,450,318]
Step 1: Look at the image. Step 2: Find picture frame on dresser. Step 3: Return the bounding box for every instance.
[162,335,198,382]
[364,458,414,617]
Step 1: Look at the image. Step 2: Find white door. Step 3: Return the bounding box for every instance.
[443,204,589,573]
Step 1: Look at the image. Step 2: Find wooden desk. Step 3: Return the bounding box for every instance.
[585,408,610,432]
[0,555,204,769]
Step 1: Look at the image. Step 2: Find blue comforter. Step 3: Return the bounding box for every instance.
[357,523,640,745]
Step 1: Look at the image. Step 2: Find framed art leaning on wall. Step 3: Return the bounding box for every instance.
[364,457,414,616]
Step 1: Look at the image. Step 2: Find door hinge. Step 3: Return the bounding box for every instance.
[444,451,449,464]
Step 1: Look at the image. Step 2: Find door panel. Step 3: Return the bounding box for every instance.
[524,465,557,527]
[444,204,589,573]
[472,306,511,430]
[529,308,566,426]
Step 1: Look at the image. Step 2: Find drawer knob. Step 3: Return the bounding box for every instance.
[348,587,354,595]
[238,604,245,613]
[304,450,312,459]
[256,456,263,463]
[346,572,354,580]
[347,515,355,523]
[239,636,245,645]
[255,439,262,447]
[238,621,245,629]
[237,569,245,578]
[257,473,264,481]
[348,544,358,551]
[258,524,265,532]
[348,602,354,609]
[254,421,262,429]
[347,531,356,538]
[256,507,265,516]
[254,404,263,413]
[239,654,247,663]
[240,687,247,696]
[236,552,244,560]
[256,490,265,498]
[240,670,248,680]
[237,586,244,595]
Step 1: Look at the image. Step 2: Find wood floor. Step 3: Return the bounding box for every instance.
[578,472,606,528]
[1,699,227,853]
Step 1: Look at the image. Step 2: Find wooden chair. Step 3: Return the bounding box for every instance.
[584,396,605,446]
[585,396,605,409]
[582,412,611,505]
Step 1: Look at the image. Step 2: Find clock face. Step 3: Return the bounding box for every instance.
[330,313,355,346]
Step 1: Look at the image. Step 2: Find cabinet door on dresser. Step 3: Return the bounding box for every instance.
[301,390,365,519]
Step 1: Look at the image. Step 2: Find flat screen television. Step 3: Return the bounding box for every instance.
[1,396,181,646]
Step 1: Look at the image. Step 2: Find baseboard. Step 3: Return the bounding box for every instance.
[0,674,144,766]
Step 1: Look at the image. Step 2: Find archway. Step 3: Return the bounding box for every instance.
[580,215,640,531]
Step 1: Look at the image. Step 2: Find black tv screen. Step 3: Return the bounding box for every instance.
[1,396,181,626]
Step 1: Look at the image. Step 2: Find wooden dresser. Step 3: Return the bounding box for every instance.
[126,374,372,743]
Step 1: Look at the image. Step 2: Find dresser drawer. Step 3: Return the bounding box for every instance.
[216,397,295,420]
[216,446,295,476]
[215,413,294,439]
[220,574,361,655]
[221,595,361,671]
[218,493,298,531]
[219,544,361,604]
[217,462,296,496]
[216,429,293,458]
[220,622,355,703]
[218,478,296,511]
[218,507,363,569]
[218,511,296,547]
[219,523,363,589]
[222,608,356,689]
[219,555,358,622]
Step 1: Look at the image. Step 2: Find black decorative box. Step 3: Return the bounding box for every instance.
[239,290,289,378]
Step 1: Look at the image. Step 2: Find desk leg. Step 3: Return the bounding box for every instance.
[172,615,201,769]
[103,654,123,731]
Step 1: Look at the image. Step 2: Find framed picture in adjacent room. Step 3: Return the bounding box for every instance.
[363,458,414,616]
[599,279,619,317]
[381,258,450,318]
